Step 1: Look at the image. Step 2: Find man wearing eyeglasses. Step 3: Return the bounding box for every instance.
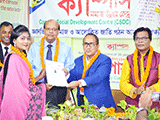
[67,33,116,109]
[27,19,74,107]
[120,27,160,109]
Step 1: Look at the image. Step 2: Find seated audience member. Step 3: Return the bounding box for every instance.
[0,25,46,119]
[120,27,160,109]
[67,33,116,109]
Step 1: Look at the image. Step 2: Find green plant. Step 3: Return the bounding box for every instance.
[46,99,160,120]
[117,100,160,120]
[46,102,59,116]
[47,100,115,119]
[117,100,137,120]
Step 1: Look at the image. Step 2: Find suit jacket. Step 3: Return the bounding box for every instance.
[0,43,4,71]
[68,53,116,109]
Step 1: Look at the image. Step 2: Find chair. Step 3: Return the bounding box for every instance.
[111,89,126,112]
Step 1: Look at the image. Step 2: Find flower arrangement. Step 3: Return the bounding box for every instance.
[155,5,160,13]
[47,100,114,119]
[117,100,160,120]
[46,100,160,120]
[40,36,60,69]
[0,60,3,67]
[133,45,153,86]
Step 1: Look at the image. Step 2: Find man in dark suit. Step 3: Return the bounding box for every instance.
[0,21,13,70]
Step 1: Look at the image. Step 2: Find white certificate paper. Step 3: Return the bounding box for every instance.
[45,60,68,87]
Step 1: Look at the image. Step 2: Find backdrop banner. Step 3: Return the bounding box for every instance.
[0,0,28,27]
[29,0,160,38]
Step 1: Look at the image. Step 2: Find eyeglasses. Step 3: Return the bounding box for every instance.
[83,42,96,47]
[45,28,58,31]
[135,37,149,41]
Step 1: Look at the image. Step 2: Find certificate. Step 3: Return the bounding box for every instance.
[45,60,68,87]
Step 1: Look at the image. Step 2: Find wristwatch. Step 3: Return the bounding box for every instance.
[136,107,148,115]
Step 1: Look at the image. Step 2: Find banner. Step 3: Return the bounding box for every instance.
[104,41,134,89]
[29,0,160,38]
[0,0,28,27]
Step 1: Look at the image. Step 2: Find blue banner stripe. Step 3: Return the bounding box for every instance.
[29,0,45,14]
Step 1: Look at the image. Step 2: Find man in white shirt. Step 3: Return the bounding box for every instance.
[28,19,74,106]
[0,21,13,70]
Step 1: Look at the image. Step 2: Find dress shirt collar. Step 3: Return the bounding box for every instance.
[1,42,11,56]
[44,38,57,48]
[138,49,150,57]
[1,42,11,49]
[86,51,98,65]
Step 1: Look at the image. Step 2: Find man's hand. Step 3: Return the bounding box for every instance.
[67,81,80,89]
[139,87,153,110]
[62,68,69,76]
[135,82,145,95]
[46,84,54,91]
[39,69,46,79]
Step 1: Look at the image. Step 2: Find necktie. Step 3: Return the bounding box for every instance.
[4,47,9,56]
[46,44,52,60]
[45,44,52,83]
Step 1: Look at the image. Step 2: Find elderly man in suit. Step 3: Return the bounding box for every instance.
[67,33,116,109]
[0,21,13,70]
